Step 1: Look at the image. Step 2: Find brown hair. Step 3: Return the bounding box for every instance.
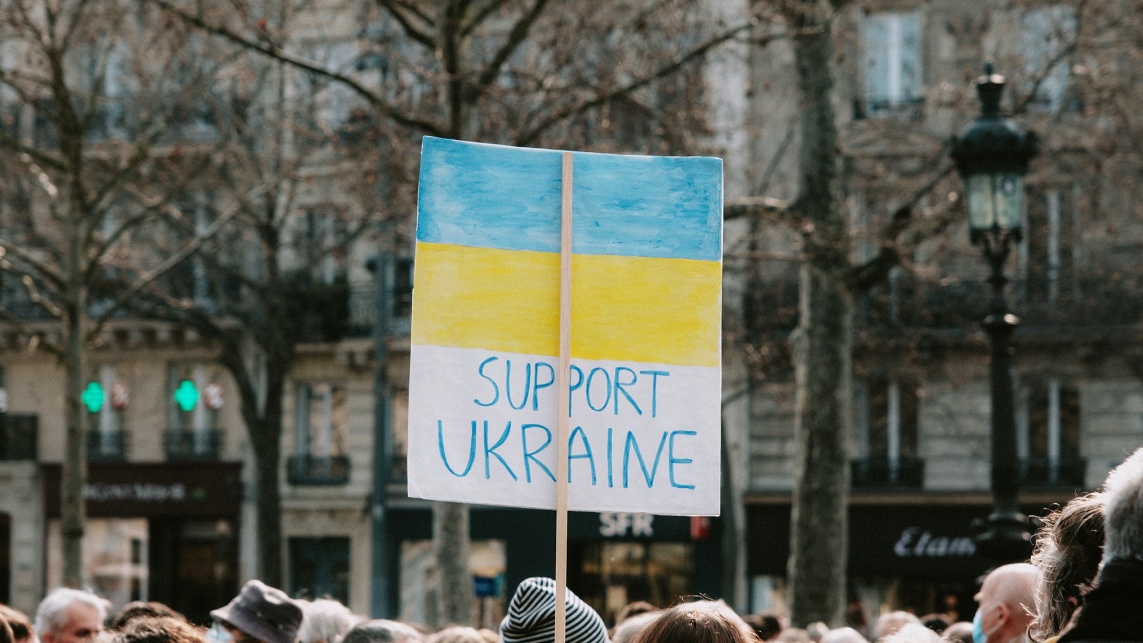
[631,601,757,643]
[1029,492,1105,641]
[111,603,186,630]
[111,617,205,643]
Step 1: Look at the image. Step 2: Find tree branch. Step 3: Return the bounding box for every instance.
[472,0,550,100]
[513,22,752,146]
[147,0,448,136]
[375,0,436,48]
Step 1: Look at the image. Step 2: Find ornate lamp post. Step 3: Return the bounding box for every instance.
[951,63,1039,563]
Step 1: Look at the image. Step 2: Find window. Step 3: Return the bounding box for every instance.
[860,12,922,116]
[289,537,350,604]
[167,363,224,459]
[1017,378,1083,486]
[85,365,127,460]
[289,383,349,485]
[1021,7,1077,112]
[299,208,349,286]
[853,378,922,487]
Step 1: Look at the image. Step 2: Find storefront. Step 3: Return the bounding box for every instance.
[747,497,1063,626]
[44,462,242,624]
[389,505,721,627]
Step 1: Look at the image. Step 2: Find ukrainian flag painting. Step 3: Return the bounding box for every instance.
[408,137,723,516]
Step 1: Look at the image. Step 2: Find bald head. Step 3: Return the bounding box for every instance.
[975,563,1040,643]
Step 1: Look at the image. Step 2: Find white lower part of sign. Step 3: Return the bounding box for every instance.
[407,344,721,516]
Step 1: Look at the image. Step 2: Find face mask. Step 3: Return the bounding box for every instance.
[207,623,233,643]
[973,606,997,643]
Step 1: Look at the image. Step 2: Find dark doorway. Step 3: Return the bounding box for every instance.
[289,537,350,604]
[149,518,238,624]
[569,541,693,626]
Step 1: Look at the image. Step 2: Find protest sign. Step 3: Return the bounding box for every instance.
[408,136,723,516]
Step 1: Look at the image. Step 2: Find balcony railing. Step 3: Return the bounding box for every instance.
[1020,457,1086,488]
[0,414,38,460]
[86,430,129,460]
[851,457,924,489]
[287,454,350,486]
[165,429,223,460]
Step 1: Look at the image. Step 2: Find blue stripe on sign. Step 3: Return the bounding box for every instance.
[416,136,722,261]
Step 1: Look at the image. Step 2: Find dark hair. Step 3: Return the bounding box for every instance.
[746,613,782,642]
[111,603,186,630]
[1030,492,1105,641]
[617,602,658,624]
[918,614,949,635]
[632,601,757,643]
[111,617,205,643]
[0,605,34,642]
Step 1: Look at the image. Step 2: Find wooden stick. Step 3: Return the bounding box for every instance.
[555,152,573,643]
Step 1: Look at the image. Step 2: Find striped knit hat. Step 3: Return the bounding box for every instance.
[499,578,610,643]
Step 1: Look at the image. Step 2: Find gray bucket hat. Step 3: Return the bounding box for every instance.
[211,580,303,643]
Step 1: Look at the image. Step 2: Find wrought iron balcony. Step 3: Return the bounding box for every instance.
[851,456,925,489]
[165,429,223,460]
[287,454,350,486]
[1019,457,1086,488]
[86,430,129,460]
[0,414,38,460]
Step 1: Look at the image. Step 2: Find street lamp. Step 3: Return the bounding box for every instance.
[951,63,1038,563]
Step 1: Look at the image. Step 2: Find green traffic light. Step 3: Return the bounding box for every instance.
[174,380,199,412]
[82,382,104,413]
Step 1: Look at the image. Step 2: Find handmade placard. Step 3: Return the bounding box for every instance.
[407,136,723,516]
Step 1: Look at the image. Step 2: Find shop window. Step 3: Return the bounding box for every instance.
[853,378,923,488]
[570,541,692,624]
[167,364,224,460]
[85,365,128,460]
[859,12,923,118]
[289,537,350,604]
[289,383,349,485]
[1017,378,1083,487]
[1021,6,1077,113]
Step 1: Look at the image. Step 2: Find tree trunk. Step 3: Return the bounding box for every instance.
[785,0,851,627]
[433,501,472,625]
[61,275,86,588]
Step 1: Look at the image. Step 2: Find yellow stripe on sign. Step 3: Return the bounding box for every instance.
[411,242,721,367]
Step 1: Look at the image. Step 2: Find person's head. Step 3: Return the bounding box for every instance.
[210,581,303,643]
[918,615,950,635]
[611,613,660,643]
[341,620,422,643]
[629,600,753,643]
[1,604,38,643]
[35,589,110,643]
[973,563,1040,643]
[805,624,828,643]
[297,600,360,643]
[1099,447,1143,566]
[1029,492,1104,641]
[110,617,203,643]
[425,628,482,643]
[615,603,657,626]
[499,578,608,643]
[880,623,940,643]
[110,604,185,631]
[748,613,783,642]
[940,622,971,643]
[819,628,866,643]
[873,612,920,641]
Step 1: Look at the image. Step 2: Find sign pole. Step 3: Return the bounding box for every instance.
[555,152,573,643]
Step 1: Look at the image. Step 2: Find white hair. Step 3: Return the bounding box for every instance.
[34,589,109,637]
[298,599,362,643]
[880,623,940,643]
[1101,447,1143,563]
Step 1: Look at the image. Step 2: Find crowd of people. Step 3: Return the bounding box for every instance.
[3,447,1141,643]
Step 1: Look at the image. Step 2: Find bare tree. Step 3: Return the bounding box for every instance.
[0,0,229,586]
